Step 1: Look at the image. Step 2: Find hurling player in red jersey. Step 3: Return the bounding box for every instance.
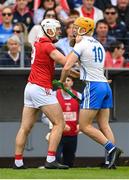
[13,19,69,169]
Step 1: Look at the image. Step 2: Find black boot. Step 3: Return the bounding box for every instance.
[108,147,123,169]
[44,160,69,169]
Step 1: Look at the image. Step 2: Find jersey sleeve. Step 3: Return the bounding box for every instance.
[46,43,56,55]
[73,41,83,59]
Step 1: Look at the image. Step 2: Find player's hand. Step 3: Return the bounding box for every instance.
[108,79,112,83]
[76,35,83,43]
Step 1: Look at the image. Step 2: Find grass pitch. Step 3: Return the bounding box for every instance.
[0,167,129,179]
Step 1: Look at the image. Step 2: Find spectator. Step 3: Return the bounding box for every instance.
[116,0,129,59]
[43,7,58,19]
[13,0,34,32]
[94,0,112,11]
[55,0,70,13]
[75,0,104,25]
[27,0,34,14]
[28,8,58,46]
[55,0,69,25]
[0,0,15,23]
[13,22,32,58]
[104,41,125,68]
[124,59,129,68]
[68,9,80,23]
[0,35,30,67]
[94,19,116,51]
[0,0,15,8]
[0,6,13,47]
[110,0,117,6]
[0,0,33,23]
[117,0,129,31]
[33,0,56,24]
[104,5,127,43]
[13,22,29,44]
[67,0,82,9]
[56,76,80,167]
[56,21,74,55]
[33,0,69,25]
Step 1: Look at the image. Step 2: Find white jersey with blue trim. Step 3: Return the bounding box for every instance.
[73,36,107,82]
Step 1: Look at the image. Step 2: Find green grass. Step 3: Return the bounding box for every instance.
[0,167,129,179]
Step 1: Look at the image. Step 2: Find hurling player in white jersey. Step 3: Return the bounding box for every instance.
[60,17,122,169]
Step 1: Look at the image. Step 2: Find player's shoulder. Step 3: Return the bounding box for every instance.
[82,36,98,44]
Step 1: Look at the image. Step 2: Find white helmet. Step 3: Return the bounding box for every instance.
[41,19,61,38]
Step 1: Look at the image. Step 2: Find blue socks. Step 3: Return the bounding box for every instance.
[104,141,116,153]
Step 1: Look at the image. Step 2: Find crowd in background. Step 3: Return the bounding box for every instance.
[0,0,129,68]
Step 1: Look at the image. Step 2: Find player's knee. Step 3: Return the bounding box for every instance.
[53,118,65,130]
[58,120,65,130]
[99,124,110,132]
[20,126,31,135]
[79,121,86,132]
[79,125,84,132]
[80,124,92,133]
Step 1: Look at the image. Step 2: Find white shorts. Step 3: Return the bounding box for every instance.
[24,82,58,109]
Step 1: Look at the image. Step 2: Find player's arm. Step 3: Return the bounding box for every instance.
[50,49,80,78]
[50,49,66,65]
[60,51,78,83]
[65,52,80,78]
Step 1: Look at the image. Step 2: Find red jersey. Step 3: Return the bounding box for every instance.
[28,37,56,89]
[56,89,79,136]
[81,6,94,19]
[104,51,124,68]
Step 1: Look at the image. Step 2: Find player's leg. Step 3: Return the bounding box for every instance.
[97,108,115,144]
[79,109,109,145]
[56,138,64,163]
[41,103,64,153]
[79,109,121,169]
[96,108,115,167]
[97,82,122,168]
[80,82,110,144]
[41,103,69,169]
[14,107,39,168]
[97,108,115,165]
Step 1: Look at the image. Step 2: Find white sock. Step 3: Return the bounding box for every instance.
[46,155,56,163]
[15,159,23,167]
[105,160,109,165]
[105,150,109,165]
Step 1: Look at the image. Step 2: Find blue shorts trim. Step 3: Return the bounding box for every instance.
[80,81,113,109]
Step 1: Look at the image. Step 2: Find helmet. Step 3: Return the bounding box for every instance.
[41,19,61,38]
[74,17,94,36]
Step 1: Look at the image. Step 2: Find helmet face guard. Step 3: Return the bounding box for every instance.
[73,17,94,36]
[41,19,61,38]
